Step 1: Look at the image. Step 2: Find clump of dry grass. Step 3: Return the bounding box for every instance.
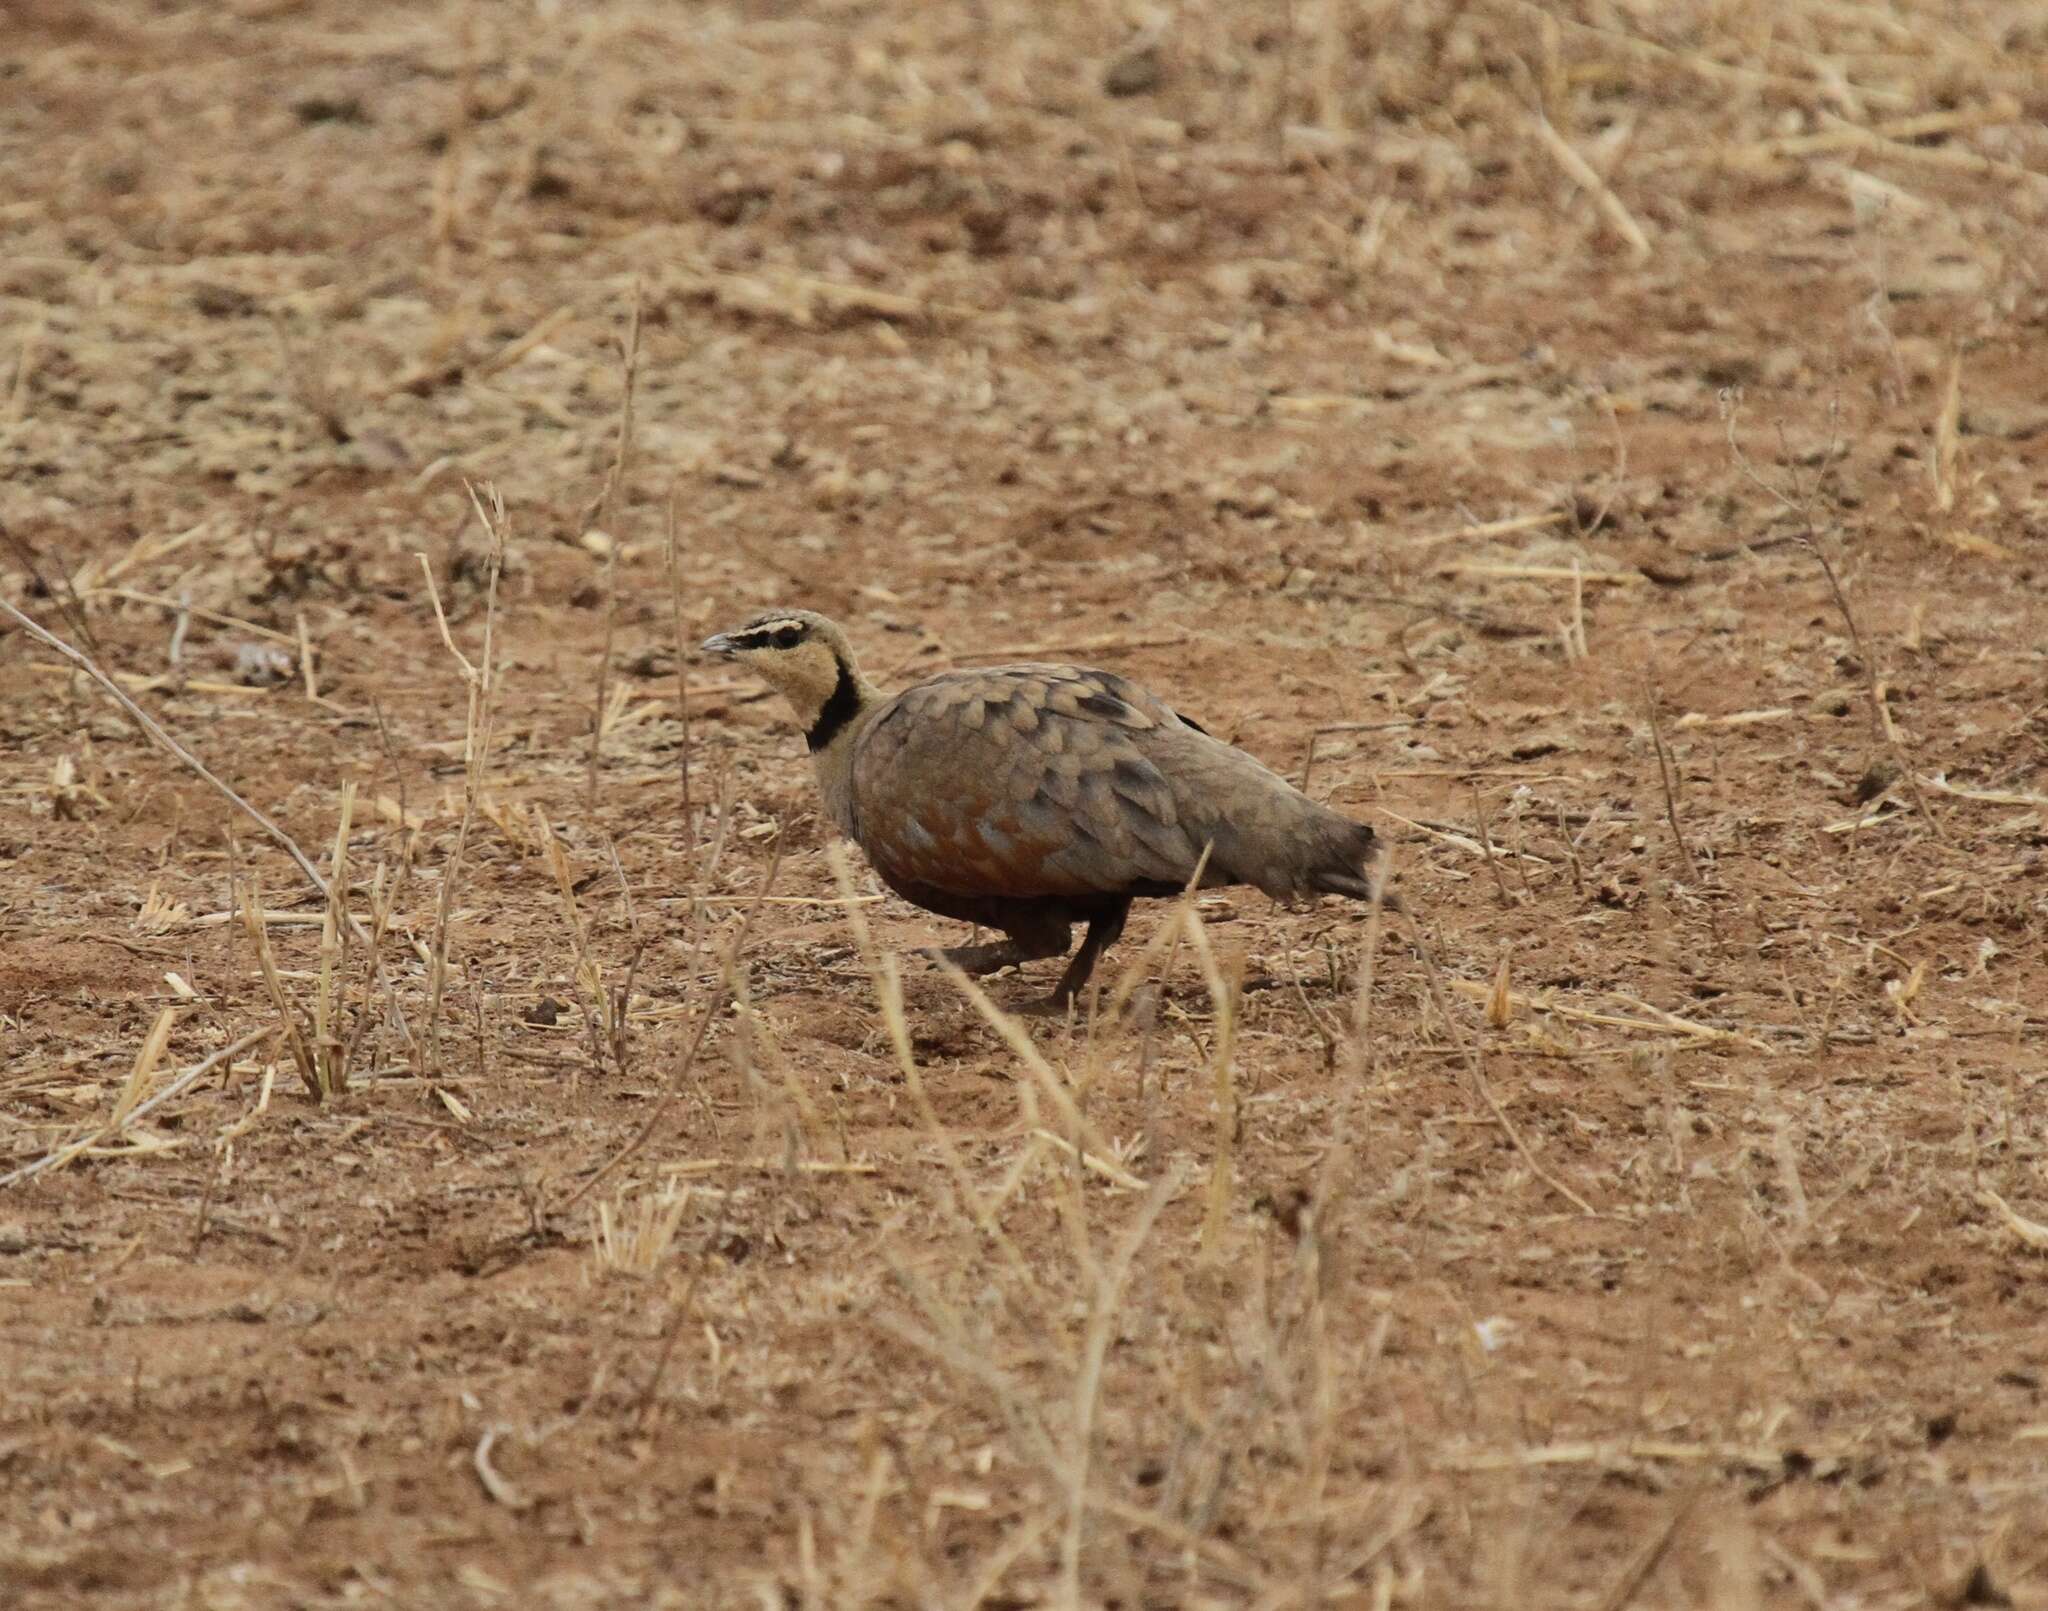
[591,1177,695,1277]
[0,1027,274,1190]
[808,843,1429,1604]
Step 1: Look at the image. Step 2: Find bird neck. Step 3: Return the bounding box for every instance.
[805,653,869,753]
[804,652,876,840]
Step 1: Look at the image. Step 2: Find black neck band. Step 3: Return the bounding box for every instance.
[806,659,861,752]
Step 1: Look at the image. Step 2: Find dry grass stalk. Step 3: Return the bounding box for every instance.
[536,814,595,974]
[3,520,102,655]
[628,1152,750,1435]
[1484,955,1514,1030]
[419,483,507,1072]
[1445,976,1765,1049]
[234,839,323,1101]
[1642,673,1701,883]
[1178,908,1241,1261]
[1375,808,1547,867]
[1341,851,1392,1084]
[875,1162,1180,1604]
[110,1007,178,1128]
[0,1028,276,1190]
[592,1178,695,1277]
[1528,105,1652,262]
[8,317,44,424]
[1470,786,1515,907]
[663,489,695,837]
[1508,0,1915,110]
[235,826,380,1101]
[1029,1128,1144,1191]
[1061,1166,1181,1602]
[1559,558,1591,662]
[0,592,360,936]
[20,662,269,700]
[309,782,358,1098]
[957,1516,1057,1611]
[1732,112,2048,192]
[1099,844,1212,1025]
[1311,0,1346,133]
[429,1,478,281]
[1804,531,1943,839]
[1593,1497,1698,1611]
[1931,348,1964,515]
[561,837,783,1211]
[1976,1189,2048,1252]
[732,957,833,1162]
[586,284,642,811]
[827,845,1059,1312]
[878,1253,1064,1475]
[1408,920,1601,1217]
[1403,508,1568,550]
[1724,102,2021,166]
[471,1426,529,1513]
[936,964,1133,1177]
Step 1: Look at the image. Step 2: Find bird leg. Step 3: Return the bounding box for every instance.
[920,918,1071,982]
[1050,900,1131,1007]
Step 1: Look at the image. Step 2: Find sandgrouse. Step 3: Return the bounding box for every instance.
[703,610,1387,1004]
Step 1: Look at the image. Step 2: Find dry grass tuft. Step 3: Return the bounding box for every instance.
[591,1177,695,1278]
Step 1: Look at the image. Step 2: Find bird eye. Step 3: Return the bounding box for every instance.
[773,625,803,648]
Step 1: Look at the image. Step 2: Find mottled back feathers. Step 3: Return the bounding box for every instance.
[847,663,1377,908]
[851,666,1203,902]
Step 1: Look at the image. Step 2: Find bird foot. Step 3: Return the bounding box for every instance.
[917,941,1031,978]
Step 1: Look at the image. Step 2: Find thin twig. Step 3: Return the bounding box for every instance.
[1722,397,1943,839]
[1642,670,1700,883]
[1804,534,1943,838]
[1,520,101,655]
[1528,101,1652,261]
[1470,784,1515,907]
[421,484,506,1073]
[586,284,642,811]
[663,487,694,838]
[0,594,361,939]
[1594,1495,1697,1611]
[1,1028,277,1189]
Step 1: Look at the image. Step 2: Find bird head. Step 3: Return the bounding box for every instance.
[702,608,864,743]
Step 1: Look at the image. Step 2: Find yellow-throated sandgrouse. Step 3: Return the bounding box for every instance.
[704,610,1387,1004]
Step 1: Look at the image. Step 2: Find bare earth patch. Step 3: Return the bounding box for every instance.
[4,1,2048,1605]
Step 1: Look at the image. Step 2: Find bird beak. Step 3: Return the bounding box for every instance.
[700,632,737,659]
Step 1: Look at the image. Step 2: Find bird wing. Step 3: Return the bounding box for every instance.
[849,665,1209,900]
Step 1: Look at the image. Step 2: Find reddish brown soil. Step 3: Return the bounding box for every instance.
[5,2,2048,1606]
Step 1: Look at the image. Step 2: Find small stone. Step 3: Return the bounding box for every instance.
[233,643,295,687]
[1103,44,1163,98]
[192,283,257,319]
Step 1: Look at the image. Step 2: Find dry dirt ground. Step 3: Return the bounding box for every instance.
[5,1,2048,1606]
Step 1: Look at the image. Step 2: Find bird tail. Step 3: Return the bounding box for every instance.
[1309,821,1401,910]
